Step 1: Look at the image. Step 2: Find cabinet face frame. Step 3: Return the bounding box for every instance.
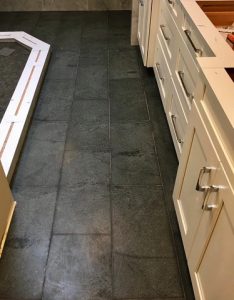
[137,0,152,65]
[0,32,50,180]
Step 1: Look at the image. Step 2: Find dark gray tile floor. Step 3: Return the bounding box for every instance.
[0,42,29,120]
[0,11,194,300]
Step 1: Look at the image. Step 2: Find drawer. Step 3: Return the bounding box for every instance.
[167,79,188,158]
[181,12,214,61]
[153,36,172,111]
[158,1,180,69]
[172,36,201,119]
[164,0,184,27]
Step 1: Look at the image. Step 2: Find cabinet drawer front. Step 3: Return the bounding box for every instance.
[181,13,214,60]
[167,79,188,158]
[164,0,184,27]
[173,38,200,118]
[154,37,171,111]
[158,1,180,69]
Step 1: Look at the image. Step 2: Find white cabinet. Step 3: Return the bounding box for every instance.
[133,1,234,298]
[137,0,160,67]
[0,162,16,257]
[173,99,234,300]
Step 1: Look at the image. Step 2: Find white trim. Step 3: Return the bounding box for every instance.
[0,32,51,180]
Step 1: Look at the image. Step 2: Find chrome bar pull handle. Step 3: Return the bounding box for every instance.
[178,71,193,102]
[196,167,215,192]
[171,114,183,144]
[184,29,203,56]
[160,25,170,41]
[156,63,164,81]
[202,185,221,211]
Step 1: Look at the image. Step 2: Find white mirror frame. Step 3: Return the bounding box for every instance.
[0,32,50,181]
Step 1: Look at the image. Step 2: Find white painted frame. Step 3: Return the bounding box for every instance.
[0,32,50,180]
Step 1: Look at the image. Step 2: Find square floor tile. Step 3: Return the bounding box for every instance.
[108,11,131,30]
[113,254,183,298]
[10,186,57,239]
[108,32,132,50]
[111,122,155,154]
[82,28,108,40]
[109,78,145,99]
[112,152,161,186]
[110,94,148,123]
[61,150,110,186]
[112,186,174,257]
[80,38,108,57]
[75,56,108,99]
[82,11,108,30]
[65,122,109,151]
[110,78,148,122]
[0,239,49,300]
[11,12,40,32]
[34,79,75,121]
[54,26,82,51]
[28,120,68,143]
[54,184,110,234]
[109,49,140,79]
[32,13,61,44]
[46,51,79,80]
[13,139,64,187]
[70,100,109,124]
[43,235,111,300]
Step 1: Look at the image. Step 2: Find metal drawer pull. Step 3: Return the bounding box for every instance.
[202,185,221,211]
[138,0,144,6]
[160,25,170,41]
[178,71,193,102]
[171,114,183,144]
[196,166,215,192]
[156,63,164,81]
[184,29,203,56]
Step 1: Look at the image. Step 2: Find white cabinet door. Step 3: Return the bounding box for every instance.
[189,165,234,300]
[173,103,220,256]
[0,162,16,257]
[137,0,152,65]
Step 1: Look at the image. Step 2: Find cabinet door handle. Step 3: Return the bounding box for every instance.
[171,114,183,144]
[178,71,193,102]
[160,25,170,41]
[156,63,164,81]
[202,185,221,211]
[138,0,144,6]
[196,167,215,192]
[184,29,203,56]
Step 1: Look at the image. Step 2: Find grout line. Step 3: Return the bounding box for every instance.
[107,11,115,300]
[53,233,111,236]
[113,251,175,260]
[112,297,184,300]
[40,22,83,300]
[141,68,190,298]
[134,49,190,298]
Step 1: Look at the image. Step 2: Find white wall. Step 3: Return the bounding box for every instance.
[0,0,132,11]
